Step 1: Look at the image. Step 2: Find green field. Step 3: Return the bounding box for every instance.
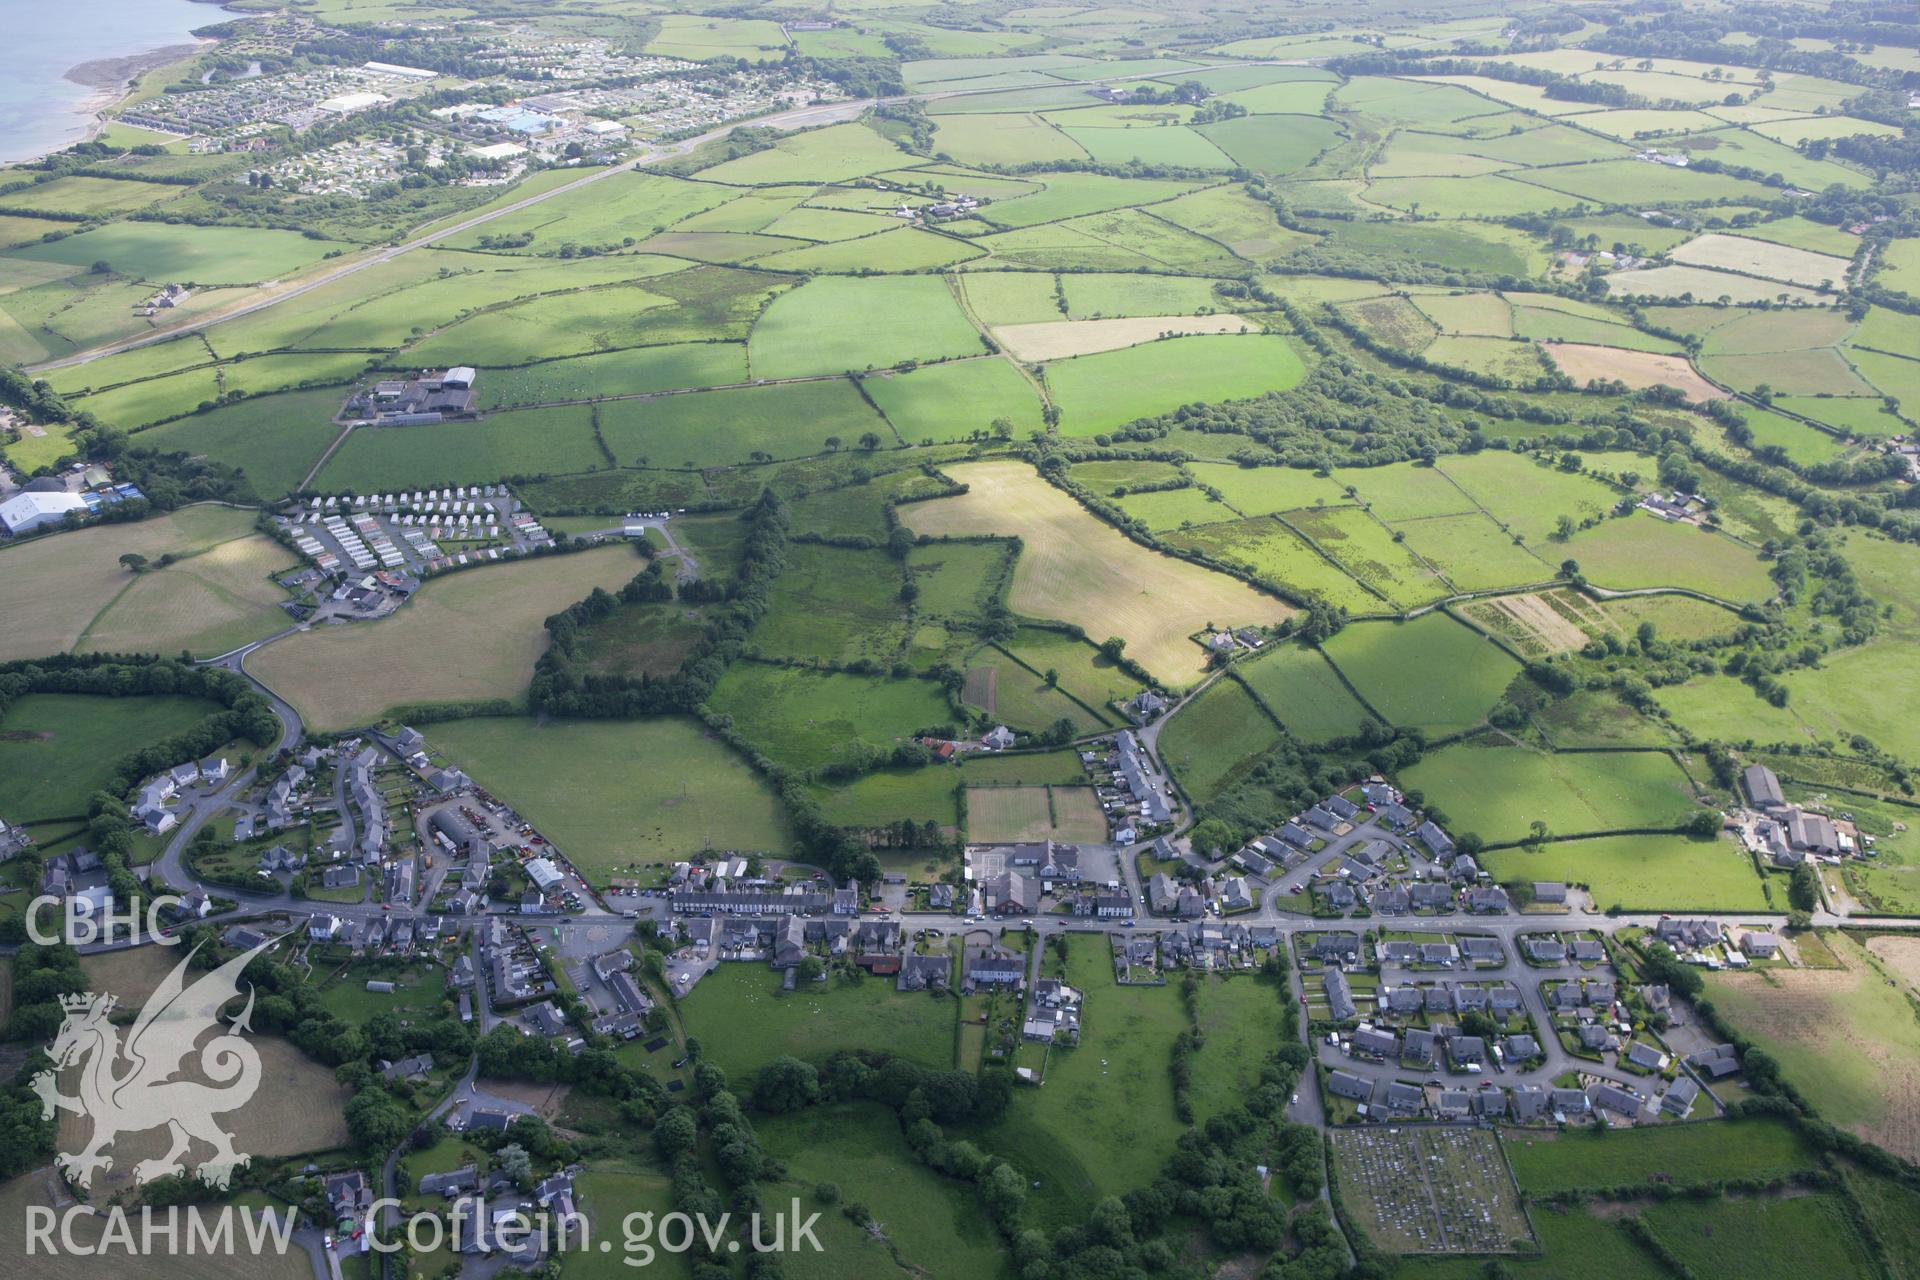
[708,664,953,771]
[966,939,1188,1221]
[1401,742,1699,843]
[1159,677,1283,802]
[1047,333,1305,435]
[1322,614,1521,737]
[426,715,793,875]
[0,693,224,822]
[8,222,351,284]
[1481,833,1767,911]
[596,378,890,469]
[862,358,1046,442]
[477,343,748,408]
[1642,1194,1878,1280]
[749,275,986,378]
[756,1104,1006,1280]
[320,405,606,491]
[755,543,909,663]
[679,964,954,1081]
[1236,642,1375,743]
[1504,1118,1817,1195]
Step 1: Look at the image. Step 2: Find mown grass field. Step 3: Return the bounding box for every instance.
[428,715,793,875]
[1045,333,1306,435]
[898,460,1292,683]
[749,275,985,378]
[251,547,643,729]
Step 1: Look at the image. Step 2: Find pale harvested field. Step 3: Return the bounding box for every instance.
[1544,343,1728,401]
[1667,232,1853,289]
[992,314,1257,361]
[1467,592,1588,653]
[79,943,185,1007]
[963,664,998,713]
[54,1034,351,1195]
[967,784,1108,843]
[1709,932,1920,1162]
[0,504,264,661]
[251,546,640,730]
[0,1170,312,1279]
[898,460,1291,682]
[80,531,298,657]
[1866,936,1920,992]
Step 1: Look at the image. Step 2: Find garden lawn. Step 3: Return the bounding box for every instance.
[1480,833,1766,912]
[428,715,790,874]
[1322,614,1520,736]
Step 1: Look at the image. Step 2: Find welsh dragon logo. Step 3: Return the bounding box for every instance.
[30,937,280,1190]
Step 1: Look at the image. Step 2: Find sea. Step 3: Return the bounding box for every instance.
[1,0,217,164]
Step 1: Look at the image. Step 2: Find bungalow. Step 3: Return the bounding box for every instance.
[1351,1026,1398,1059]
[1379,941,1418,966]
[1125,690,1167,723]
[1741,931,1782,958]
[1571,938,1606,964]
[1525,937,1568,964]
[1503,1034,1540,1062]
[1418,942,1458,967]
[1416,821,1454,858]
[1655,918,1720,949]
[418,1167,479,1198]
[983,725,1016,751]
[1325,794,1359,822]
[1510,1085,1549,1123]
[1690,1043,1740,1079]
[1322,880,1356,911]
[1324,968,1356,1021]
[1625,1042,1670,1072]
[1460,937,1503,965]
[1326,1070,1371,1102]
[1309,933,1361,964]
[1466,886,1509,914]
[380,1053,434,1082]
[1447,1036,1487,1072]
[1304,805,1341,831]
[1533,881,1568,905]
[1576,1023,1613,1052]
[1276,822,1314,849]
[1373,887,1411,915]
[1589,1083,1643,1119]
[897,954,950,993]
[1375,801,1414,829]
[1661,1077,1700,1117]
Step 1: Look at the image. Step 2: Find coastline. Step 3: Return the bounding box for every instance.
[39,39,211,158]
